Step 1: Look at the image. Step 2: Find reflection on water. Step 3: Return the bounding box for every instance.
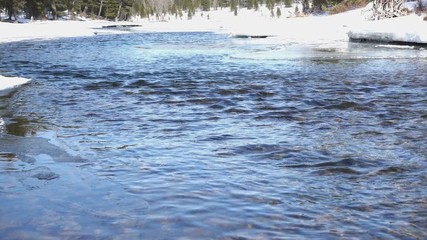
[0,32,426,239]
[6,117,32,136]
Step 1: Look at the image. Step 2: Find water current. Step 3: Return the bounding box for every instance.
[1,32,426,239]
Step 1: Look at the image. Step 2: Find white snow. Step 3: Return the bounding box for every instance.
[0,20,140,44]
[348,1,427,44]
[1,3,425,46]
[134,3,427,45]
[347,14,427,44]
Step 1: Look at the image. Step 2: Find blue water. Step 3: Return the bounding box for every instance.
[1,32,426,239]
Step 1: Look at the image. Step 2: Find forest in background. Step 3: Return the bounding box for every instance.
[0,0,365,21]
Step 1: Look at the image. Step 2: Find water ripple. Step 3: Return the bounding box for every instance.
[0,32,426,239]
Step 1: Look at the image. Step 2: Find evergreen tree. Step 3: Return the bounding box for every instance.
[247,0,254,9]
[44,0,62,19]
[200,0,211,11]
[105,0,119,19]
[2,0,26,19]
[230,0,238,15]
[266,0,275,11]
[294,4,299,15]
[302,0,310,13]
[313,0,327,11]
[276,6,281,17]
[25,0,44,19]
[254,0,259,10]
[0,0,372,21]
[118,0,134,20]
[132,0,149,18]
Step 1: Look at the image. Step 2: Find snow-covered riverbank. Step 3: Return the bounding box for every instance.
[1,3,425,45]
[348,14,427,45]
[0,20,141,92]
[1,3,426,92]
[0,20,139,43]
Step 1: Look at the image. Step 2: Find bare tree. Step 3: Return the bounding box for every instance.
[371,0,405,20]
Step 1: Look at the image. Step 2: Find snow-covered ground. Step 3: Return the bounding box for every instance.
[1,2,426,91]
[133,5,366,45]
[348,1,427,44]
[348,14,427,44]
[1,3,425,45]
[0,20,138,43]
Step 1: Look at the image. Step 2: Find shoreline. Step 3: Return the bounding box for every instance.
[1,5,426,45]
[0,6,374,44]
[1,5,426,92]
[0,20,140,44]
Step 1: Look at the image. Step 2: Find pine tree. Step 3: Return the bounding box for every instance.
[294,4,299,15]
[313,0,327,11]
[247,0,254,9]
[200,0,211,11]
[230,0,238,15]
[2,0,26,19]
[25,0,44,19]
[105,0,118,19]
[302,0,310,13]
[276,6,281,17]
[266,0,275,11]
[254,0,259,10]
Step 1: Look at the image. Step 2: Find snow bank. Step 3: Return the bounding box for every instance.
[347,14,427,44]
[1,3,426,46]
[134,6,367,46]
[0,76,31,95]
[0,20,138,43]
[347,1,427,45]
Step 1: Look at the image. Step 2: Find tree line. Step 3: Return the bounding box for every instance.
[1,0,354,21]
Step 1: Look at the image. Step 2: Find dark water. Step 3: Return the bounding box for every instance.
[1,32,426,239]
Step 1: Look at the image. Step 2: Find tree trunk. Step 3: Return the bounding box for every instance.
[302,0,310,14]
[116,2,122,21]
[51,0,57,19]
[6,0,14,20]
[98,0,104,17]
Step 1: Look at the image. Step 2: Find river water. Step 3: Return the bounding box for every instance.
[0,32,426,239]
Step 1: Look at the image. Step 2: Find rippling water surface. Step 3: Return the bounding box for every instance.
[1,32,427,239]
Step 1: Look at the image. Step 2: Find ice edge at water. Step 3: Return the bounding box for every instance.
[0,75,31,96]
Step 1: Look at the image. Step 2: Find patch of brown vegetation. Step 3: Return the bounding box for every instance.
[329,0,369,14]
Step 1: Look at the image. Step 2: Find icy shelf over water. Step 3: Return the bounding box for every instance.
[347,14,427,45]
[0,76,31,96]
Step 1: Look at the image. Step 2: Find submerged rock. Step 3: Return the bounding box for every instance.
[0,152,17,161]
[31,171,60,181]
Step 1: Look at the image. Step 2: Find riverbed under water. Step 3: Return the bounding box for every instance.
[0,32,426,239]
